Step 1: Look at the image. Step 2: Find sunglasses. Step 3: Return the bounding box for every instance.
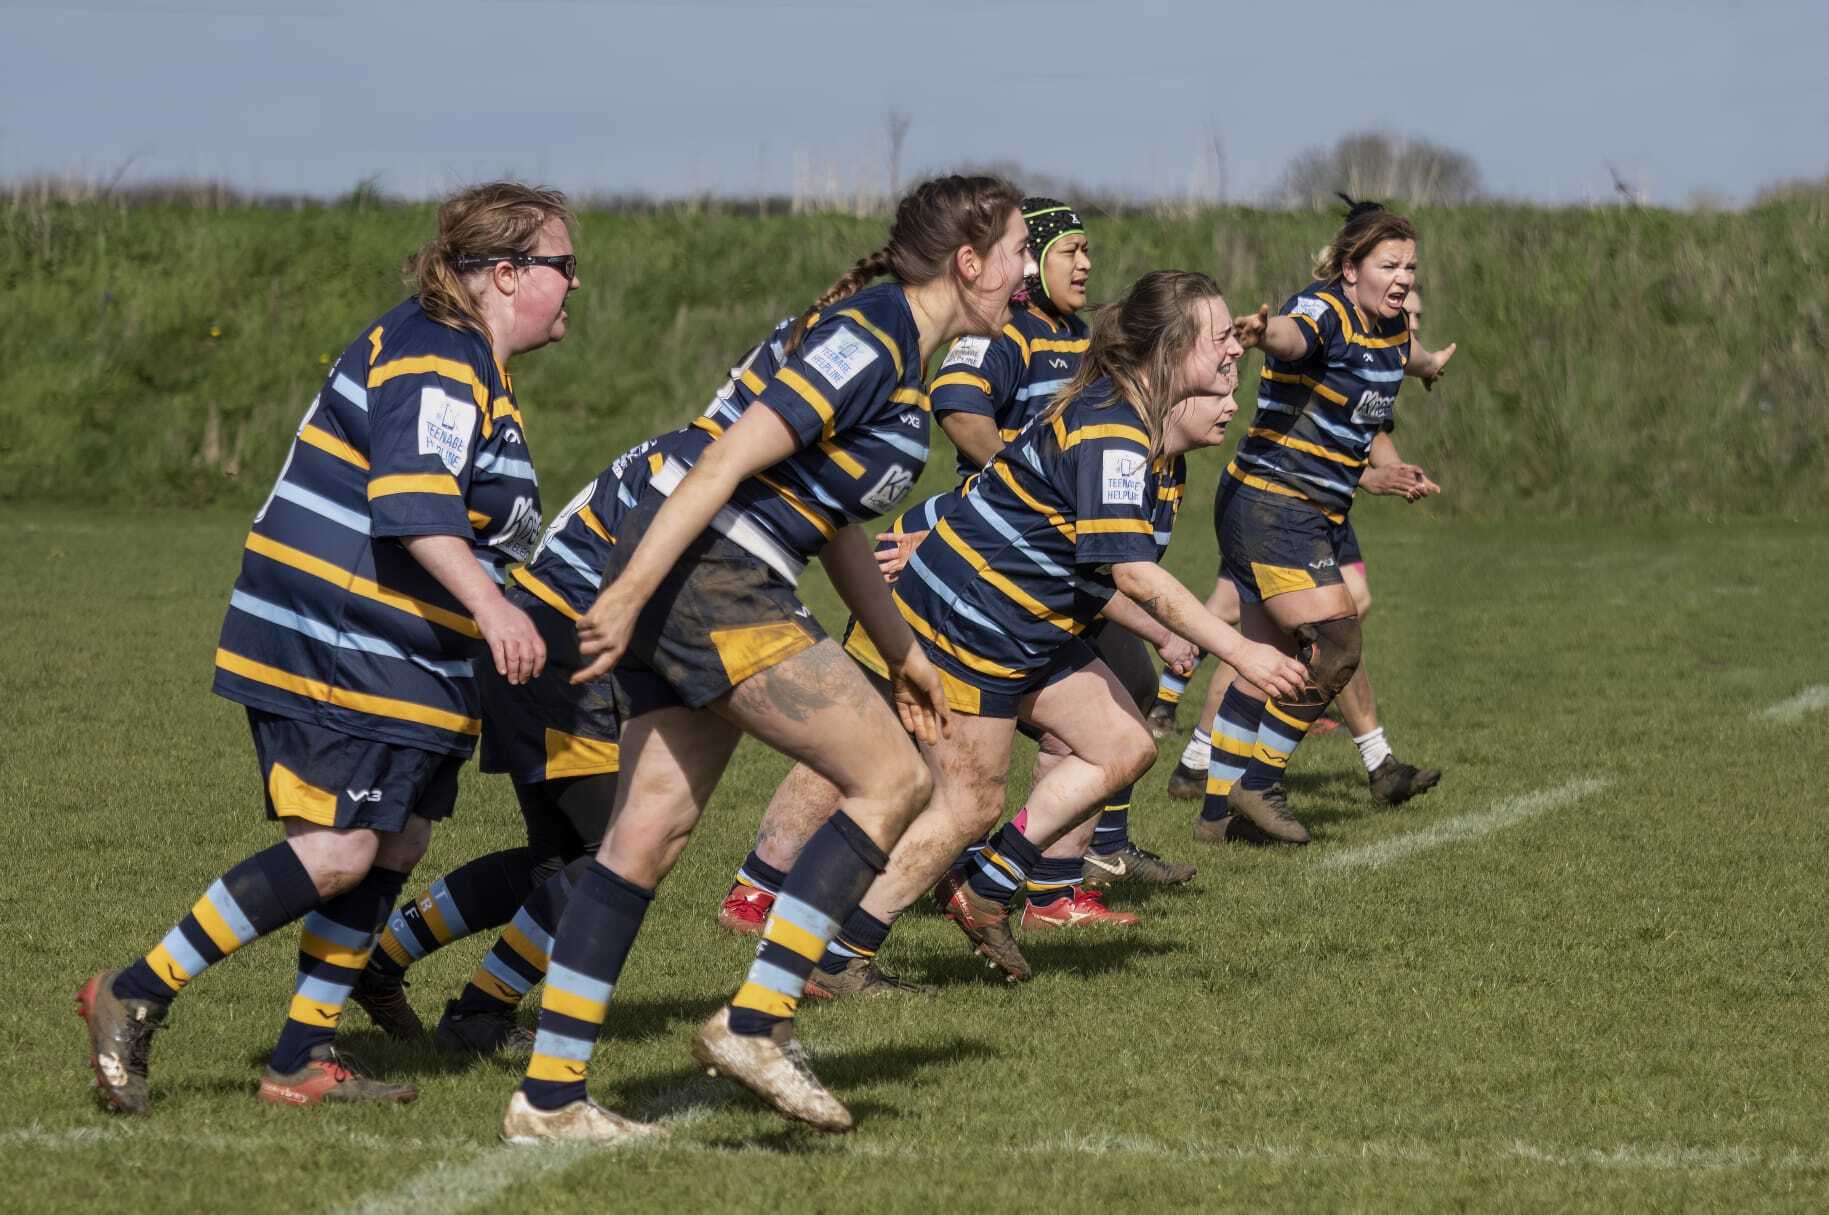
[452,251,578,281]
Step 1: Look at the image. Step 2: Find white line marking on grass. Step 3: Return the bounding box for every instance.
[1317,778,1611,872]
[1759,684,1829,723]
[330,1143,597,1215]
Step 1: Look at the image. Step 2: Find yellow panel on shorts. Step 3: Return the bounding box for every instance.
[842,625,890,680]
[1250,562,1318,599]
[708,621,816,688]
[542,729,620,780]
[938,669,984,716]
[268,762,339,826]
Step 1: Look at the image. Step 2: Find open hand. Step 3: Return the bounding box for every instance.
[873,529,928,585]
[889,648,951,745]
[1235,304,1271,351]
[571,584,636,684]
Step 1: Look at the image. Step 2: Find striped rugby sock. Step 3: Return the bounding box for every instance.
[1025,856,1084,909]
[370,848,538,981]
[1089,790,1134,856]
[966,820,1043,904]
[111,842,319,1005]
[1201,684,1264,821]
[734,850,787,896]
[269,866,407,1073]
[815,905,893,976]
[521,861,652,1111]
[728,811,887,1036]
[1238,696,1325,792]
[452,857,587,1017]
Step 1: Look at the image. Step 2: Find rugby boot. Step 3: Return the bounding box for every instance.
[690,1006,852,1133]
[1165,761,1206,800]
[1191,813,1275,847]
[350,963,425,1041]
[1143,699,1180,741]
[803,958,934,1000]
[1081,843,1197,887]
[435,999,535,1058]
[1020,887,1141,930]
[934,869,1031,982]
[716,883,775,936]
[76,970,166,1116]
[1226,782,1311,845]
[257,1046,417,1106]
[501,1091,665,1146]
[1369,756,1442,806]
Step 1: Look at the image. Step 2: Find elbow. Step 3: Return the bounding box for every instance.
[1110,562,1152,600]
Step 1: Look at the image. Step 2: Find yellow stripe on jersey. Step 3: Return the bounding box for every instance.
[1001,323,1031,364]
[544,729,619,781]
[818,439,866,478]
[576,505,611,543]
[740,367,768,395]
[774,367,836,433]
[511,567,583,622]
[935,519,1080,634]
[1314,291,1409,349]
[1030,337,1090,353]
[1246,427,1368,468]
[931,371,992,395]
[218,649,482,735]
[890,387,931,411]
[991,459,1075,541]
[367,327,385,366]
[894,594,1026,680]
[753,472,837,539]
[1077,518,1154,536]
[1261,365,1348,405]
[467,510,491,532]
[1224,461,1346,525]
[693,415,724,439]
[648,452,664,476]
[297,424,370,470]
[837,308,903,378]
[368,473,461,500]
[1058,422,1151,452]
[243,531,483,637]
[367,354,490,413]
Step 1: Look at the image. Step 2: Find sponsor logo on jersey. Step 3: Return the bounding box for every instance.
[1350,390,1396,426]
[1101,450,1146,506]
[943,336,990,368]
[418,388,477,475]
[805,327,879,388]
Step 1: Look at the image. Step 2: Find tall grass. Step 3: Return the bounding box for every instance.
[2,196,1824,515]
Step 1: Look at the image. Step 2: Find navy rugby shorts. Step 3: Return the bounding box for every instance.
[247,708,462,832]
[1215,475,1353,605]
[478,584,621,788]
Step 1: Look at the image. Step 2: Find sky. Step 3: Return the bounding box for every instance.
[3,0,1826,206]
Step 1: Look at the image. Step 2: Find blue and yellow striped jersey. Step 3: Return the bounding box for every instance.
[212,297,543,756]
[683,281,931,577]
[1228,280,1410,522]
[892,380,1184,687]
[929,304,1090,480]
[510,438,665,622]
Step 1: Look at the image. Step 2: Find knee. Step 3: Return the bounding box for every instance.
[1115,722,1158,787]
[891,751,934,820]
[1351,583,1373,621]
[1295,615,1363,699]
[297,829,380,897]
[372,819,432,873]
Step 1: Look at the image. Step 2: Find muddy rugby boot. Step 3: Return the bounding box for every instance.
[257,1047,417,1106]
[1369,756,1442,806]
[1081,843,1197,887]
[691,1007,852,1133]
[934,870,1031,982]
[76,970,166,1116]
[1226,783,1311,845]
[501,1091,665,1146]
[1144,699,1180,741]
[1192,813,1275,847]
[350,963,425,1041]
[435,999,535,1058]
[1166,762,1206,800]
[804,958,934,1000]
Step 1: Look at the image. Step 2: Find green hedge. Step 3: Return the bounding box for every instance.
[3,198,1824,515]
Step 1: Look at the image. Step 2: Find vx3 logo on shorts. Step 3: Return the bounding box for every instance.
[347,788,383,803]
[1048,357,1069,370]
[1307,557,1337,571]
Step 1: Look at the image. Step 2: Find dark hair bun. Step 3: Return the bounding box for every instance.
[1336,192,1387,221]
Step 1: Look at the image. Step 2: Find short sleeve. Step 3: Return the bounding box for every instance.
[755,317,899,446]
[930,331,1021,420]
[1069,432,1161,567]
[366,367,481,540]
[1282,292,1344,363]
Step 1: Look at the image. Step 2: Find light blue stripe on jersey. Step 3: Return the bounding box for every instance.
[1334,364,1404,383]
[475,450,537,481]
[1013,377,1067,402]
[532,1029,593,1061]
[1285,465,1355,498]
[228,591,473,679]
[964,492,1093,589]
[1297,407,1363,450]
[303,911,375,951]
[273,479,372,535]
[542,535,604,591]
[332,373,367,411]
[876,430,930,463]
[904,551,1041,657]
[546,962,613,1006]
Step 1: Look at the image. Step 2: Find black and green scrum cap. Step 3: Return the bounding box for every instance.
[1021,196,1085,309]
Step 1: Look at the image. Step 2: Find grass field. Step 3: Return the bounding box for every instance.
[3,479,1826,1211]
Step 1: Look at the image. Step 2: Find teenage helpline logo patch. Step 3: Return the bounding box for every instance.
[418,388,477,475]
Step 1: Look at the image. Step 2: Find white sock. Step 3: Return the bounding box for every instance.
[1354,727,1391,774]
[1180,729,1211,771]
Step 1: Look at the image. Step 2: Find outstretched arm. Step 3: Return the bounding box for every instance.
[821,524,950,744]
